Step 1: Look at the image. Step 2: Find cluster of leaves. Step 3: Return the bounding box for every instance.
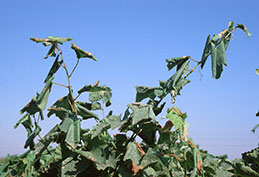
[0,22,257,177]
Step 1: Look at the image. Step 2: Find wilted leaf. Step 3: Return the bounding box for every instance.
[200,35,211,69]
[124,142,142,164]
[211,42,227,79]
[48,96,71,119]
[44,44,57,59]
[30,36,72,45]
[135,86,165,102]
[44,55,62,82]
[128,103,156,125]
[71,43,97,61]
[65,119,81,148]
[236,24,252,38]
[24,124,41,149]
[165,61,190,92]
[166,56,190,71]
[75,102,99,120]
[166,106,186,131]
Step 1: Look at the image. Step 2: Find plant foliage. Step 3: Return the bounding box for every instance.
[0,22,257,177]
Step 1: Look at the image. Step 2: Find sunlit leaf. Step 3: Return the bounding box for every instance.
[211,42,227,79]
[71,43,97,61]
[65,119,81,148]
[236,24,252,38]
[166,56,190,71]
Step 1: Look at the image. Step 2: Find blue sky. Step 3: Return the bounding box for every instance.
[0,0,259,160]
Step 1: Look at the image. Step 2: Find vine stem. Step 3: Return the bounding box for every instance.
[56,45,76,114]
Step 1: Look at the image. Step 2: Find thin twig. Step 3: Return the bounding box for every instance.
[69,58,80,78]
[52,82,69,88]
[189,58,199,63]
[184,63,200,79]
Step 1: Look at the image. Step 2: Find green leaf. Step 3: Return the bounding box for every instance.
[71,43,97,61]
[59,114,77,133]
[166,106,186,130]
[43,44,57,59]
[44,55,62,82]
[123,142,142,164]
[48,96,71,119]
[135,86,165,102]
[34,125,59,155]
[78,84,106,94]
[211,41,227,79]
[128,103,156,125]
[20,77,54,116]
[165,60,190,92]
[14,113,32,130]
[76,101,101,110]
[200,34,211,69]
[75,102,99,120]
[65,119,81,148]
[24,124,41,149]
[88,86,112,107]
[137,121,160,147]
[61,157,88,177]
[255,69,259,75]
[86,115,122,139]
[166,56,190,71]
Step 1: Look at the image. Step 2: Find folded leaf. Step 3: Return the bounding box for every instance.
[200,35,211,69]
[71,43,97,61]
[166,56,190,71]
[44,55,62,82]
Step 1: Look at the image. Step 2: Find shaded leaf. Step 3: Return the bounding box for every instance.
[123,142,142,165]
[24,124,41,149]
[44,55,62,82]
[200,34,211,69]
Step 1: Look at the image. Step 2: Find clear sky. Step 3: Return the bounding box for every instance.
[0,0,259,160]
